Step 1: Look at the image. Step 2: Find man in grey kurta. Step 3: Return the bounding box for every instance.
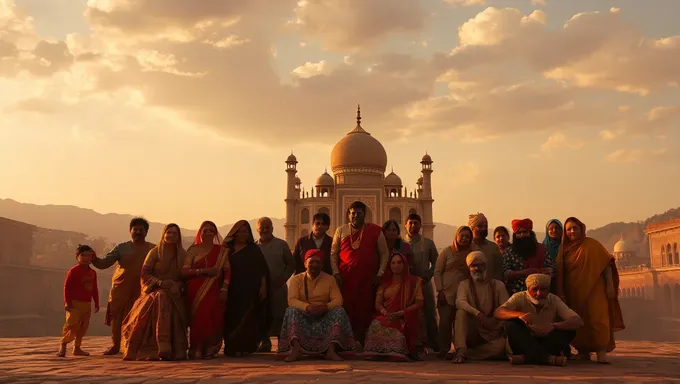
[255,217,295,352]
[404,213,440,352]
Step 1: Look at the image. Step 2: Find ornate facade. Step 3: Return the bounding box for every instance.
[283,105,434,248]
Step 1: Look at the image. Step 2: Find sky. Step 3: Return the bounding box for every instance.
[1,0,679,231]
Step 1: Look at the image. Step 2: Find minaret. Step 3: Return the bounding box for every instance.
[419,152,435,240]
[284,152,298,248]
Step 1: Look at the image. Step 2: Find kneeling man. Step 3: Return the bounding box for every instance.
[494,273,583,366]
[278,249,356,362]
[453,251,509,364]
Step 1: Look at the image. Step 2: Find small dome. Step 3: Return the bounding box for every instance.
[613,234,635,253]
[287,154,297,163]
[294,176,301,185]
[384,171,402,186]
[421,153,432,163]
[316,171,334,186]
[417,176,423,185]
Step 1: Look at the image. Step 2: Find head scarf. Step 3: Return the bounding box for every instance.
[526,273,551,289]
[511,218,533,233]
[449,226,475,276]
[223,220,255,246]
[193,220,223,245]
[466,251,487,267]
[561,217,586,255]
[304,249,324,263]
[451,226,473,252]
[468,213,487,228]
[542,219,563,260]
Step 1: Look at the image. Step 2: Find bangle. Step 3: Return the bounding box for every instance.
[196,269,200,277]
[220,287,228,292]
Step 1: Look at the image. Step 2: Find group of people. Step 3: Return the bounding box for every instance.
[57,202,625,367]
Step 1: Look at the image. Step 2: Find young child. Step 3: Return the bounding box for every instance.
[57,244,100,357]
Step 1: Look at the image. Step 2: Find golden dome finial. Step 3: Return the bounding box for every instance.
[356,103,361,127]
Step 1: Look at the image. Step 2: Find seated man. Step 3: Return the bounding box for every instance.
[494,273,583,366]
[277,249,356,362]
[453,251,509,364]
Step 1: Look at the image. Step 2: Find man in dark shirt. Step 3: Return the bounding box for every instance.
[292,212,333,275]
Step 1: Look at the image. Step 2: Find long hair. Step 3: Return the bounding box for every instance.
[382,219,403,250]
[158,223,184,257]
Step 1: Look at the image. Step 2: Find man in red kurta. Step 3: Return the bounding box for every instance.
[330,201,389,347]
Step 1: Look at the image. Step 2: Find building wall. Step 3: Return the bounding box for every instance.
[648,224,680,268]
[0,217,34,265]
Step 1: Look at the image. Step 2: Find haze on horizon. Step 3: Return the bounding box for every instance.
[1,0,679,230]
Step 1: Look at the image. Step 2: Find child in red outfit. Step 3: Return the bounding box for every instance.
[57,245,100,357]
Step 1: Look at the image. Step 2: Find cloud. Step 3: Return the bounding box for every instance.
[531,0,547,6]
[443,0,485,6]
[606,148,668,163]
[291,0,427,51]
[540,132,586,153]
[291,60,335,78]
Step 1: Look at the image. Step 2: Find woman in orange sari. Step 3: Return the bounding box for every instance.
[362,252,424,361]
[556,217,625,364]
[182,221,231,359]
[121,223,188,361]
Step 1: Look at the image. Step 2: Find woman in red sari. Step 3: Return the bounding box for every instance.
[182,221,231,359]
[362,252,424,361]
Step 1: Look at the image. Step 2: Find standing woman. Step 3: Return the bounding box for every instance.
[382,220,415,269]
[434,226,475,358]
[183,221,231,359]
[556,217,625,364]
[121,224,188,361]
[543,219,563,293]
[222,220,271,357]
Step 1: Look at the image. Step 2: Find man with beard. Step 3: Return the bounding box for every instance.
[292,212,333,275]
[403,213,439,352]
[330,201,389,349]
[90,217,155,355]
[501,218,554,295]
[255,217,295,352]
[452,251,509,364]
[468,213,503,281]
[494,274,582,366]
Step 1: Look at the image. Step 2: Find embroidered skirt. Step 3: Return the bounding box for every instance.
[277,307,356,356]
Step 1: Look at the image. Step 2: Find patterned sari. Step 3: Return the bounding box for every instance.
[184,224,230,359]
[363,253,425,361]
[121,225,188,361]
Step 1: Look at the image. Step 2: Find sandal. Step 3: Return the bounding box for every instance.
[509,355,525,365]
[548,355,567,366]
[452,349,467,364]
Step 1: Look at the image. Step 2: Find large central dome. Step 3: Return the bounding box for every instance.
[330,106,388,172]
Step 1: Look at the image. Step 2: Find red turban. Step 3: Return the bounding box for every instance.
[511,218,533,233]
[304,249,324,262]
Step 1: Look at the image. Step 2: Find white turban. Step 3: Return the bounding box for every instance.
[525,273,551,289]
[466,251,487,267]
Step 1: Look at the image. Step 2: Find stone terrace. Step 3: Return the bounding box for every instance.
[1,337,680,383]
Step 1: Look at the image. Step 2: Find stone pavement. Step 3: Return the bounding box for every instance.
[1,337,680,383]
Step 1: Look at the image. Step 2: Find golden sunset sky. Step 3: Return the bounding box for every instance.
[1,0,679,230]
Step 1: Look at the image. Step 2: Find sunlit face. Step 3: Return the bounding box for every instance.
[77,251,94,265]
[306,257,322,276]
[515,228,532,239]
[390,255,405,275]
[234,225,250,244]
[312,219,329,238]
[200,224,217,243]
[547,222,562,240]
[469,260,487,281]
[257,219,273,240]
[472,220,488,239]
[565,221,583,242]
[457,229,472,247]
[494,231,509,248]
[528,284,550,305]
[383,223,399,243]
[405,219,421,237]
[130,224,148,242]
[349,208,365,227]
[164,226,180,244]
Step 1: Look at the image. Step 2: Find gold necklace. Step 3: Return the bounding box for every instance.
[350,225,364,250]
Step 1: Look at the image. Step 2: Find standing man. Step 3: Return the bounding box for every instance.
[468,213,503,282]
[292,212,333,275]
[403,212,439,352]
[330,201,389,349]
[91,217,155,355]
[256,217,295,352]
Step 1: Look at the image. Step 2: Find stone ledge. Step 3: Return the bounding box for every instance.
[1,337,679,383]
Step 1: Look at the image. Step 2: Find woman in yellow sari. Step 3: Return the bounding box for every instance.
[182,221,231,359]
[121,223,189,361]
[556,217,625,364]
